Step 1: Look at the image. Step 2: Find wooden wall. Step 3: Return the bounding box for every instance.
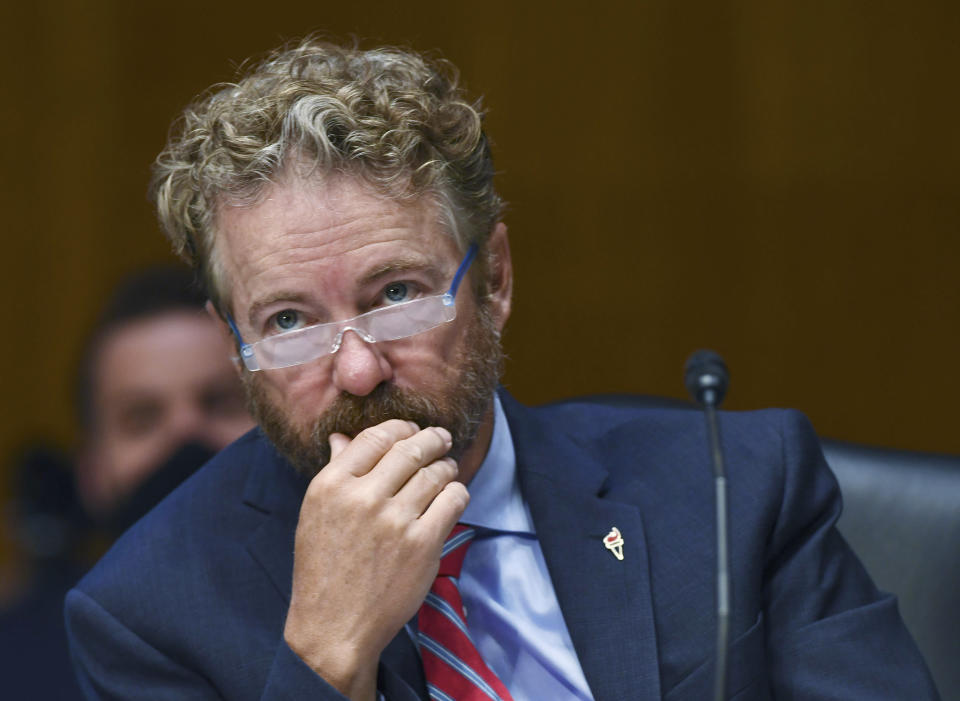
[3,2,958,565]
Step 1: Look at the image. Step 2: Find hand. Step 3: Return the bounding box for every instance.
[283,419,469,700]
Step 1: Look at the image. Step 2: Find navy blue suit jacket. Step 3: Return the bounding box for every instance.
[66,392,939,699]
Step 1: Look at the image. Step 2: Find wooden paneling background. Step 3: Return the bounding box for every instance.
[2,1,958,563]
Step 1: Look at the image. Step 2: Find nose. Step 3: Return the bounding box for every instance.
[166,402,209,447]
[330,329,393,397]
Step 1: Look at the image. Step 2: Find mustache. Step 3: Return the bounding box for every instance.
[311,382,471,444]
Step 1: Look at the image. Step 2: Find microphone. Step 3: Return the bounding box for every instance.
[684,350,729,408]
[684,349,730,701]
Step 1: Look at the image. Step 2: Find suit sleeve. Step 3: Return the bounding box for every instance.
[65,588,355,701]
[762,410,940,699]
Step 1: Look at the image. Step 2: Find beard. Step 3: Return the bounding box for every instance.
[241,302,504,477]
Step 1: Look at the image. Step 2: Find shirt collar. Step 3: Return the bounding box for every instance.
[460,394,534,535]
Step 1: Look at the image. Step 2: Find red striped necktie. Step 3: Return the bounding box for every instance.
[417,525,514,701]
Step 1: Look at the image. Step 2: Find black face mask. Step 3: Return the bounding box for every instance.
[102,441,215,536]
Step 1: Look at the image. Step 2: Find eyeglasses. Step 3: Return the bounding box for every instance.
[227,244,478,371]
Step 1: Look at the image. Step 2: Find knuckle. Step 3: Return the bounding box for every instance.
[445,482,470,510]
[418,463,447,490]
[442,457,458,478]
[405,525,433,551]
[385,418,419,436]
[382,417,413,432]
[354,489,380,513]
[357,425,394,453]
[377,505,405,532]
[393,438,425,465]
[306,470,337,499]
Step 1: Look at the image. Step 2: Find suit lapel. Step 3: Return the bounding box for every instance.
[241,434,303,603]
[503,393,662,701]
[379,629,429,701]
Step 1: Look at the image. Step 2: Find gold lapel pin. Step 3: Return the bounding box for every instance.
[603,526,624,561]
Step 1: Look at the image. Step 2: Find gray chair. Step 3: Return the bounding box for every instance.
[545,395,959,698]
[822,439,960,701]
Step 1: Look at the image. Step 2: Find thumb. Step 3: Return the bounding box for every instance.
[329,433,351,459]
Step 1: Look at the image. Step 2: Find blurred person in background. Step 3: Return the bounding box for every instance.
[73,265,255,534]
[0,265,254,700]
[0,443,84,699]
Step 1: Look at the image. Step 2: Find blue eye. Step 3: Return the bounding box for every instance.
[383,282,409,304]
[273,310,300,331]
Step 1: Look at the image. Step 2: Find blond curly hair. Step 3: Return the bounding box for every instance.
[150,39,503,313]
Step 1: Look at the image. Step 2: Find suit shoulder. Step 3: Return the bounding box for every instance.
[527,394,692,436]
[529,393,811,445]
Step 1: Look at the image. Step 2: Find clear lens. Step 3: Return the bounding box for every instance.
[241,293,457,371]
[233,242,475,372]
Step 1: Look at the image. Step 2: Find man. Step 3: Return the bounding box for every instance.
[0,266,254,701]
[74,266,255,531]
[66,40,939,700]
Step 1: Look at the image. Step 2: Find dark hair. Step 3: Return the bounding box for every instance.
[75,265,208,431]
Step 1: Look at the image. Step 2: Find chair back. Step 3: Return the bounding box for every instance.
[822,439,960,701]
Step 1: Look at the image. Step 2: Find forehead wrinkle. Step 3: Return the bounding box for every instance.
[243,238,433,324]
[243,217,427,276]
[260,182,424,242]
[232,233,350,319]
[247,233,417,288]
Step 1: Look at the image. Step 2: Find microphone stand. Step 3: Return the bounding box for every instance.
[704,394,729,701]
[684,351,730,701]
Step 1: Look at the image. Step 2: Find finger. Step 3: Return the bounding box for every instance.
[329,433,351,460]
[392,457,459,517]
[415,481,470,542]
[327,419,420,477]
[365,426,453,498]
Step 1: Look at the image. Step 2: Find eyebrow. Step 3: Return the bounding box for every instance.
[357,256,445,288]
[247,291,313,328]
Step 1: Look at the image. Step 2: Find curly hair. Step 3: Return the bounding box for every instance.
[150,39,503,313]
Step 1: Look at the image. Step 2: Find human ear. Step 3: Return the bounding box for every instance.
[485,222,512,331]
